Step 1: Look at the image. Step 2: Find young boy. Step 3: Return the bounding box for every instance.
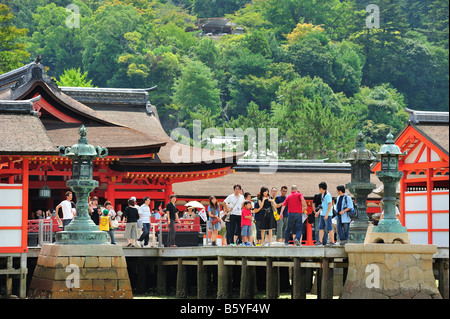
[100,208,116,245]
[241,201,253,246]
[244,192,255,246]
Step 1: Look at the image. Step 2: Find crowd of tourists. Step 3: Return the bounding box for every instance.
[207,182,355,247]
[44,181,356,247]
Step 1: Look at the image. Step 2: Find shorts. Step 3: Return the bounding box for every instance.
[241,225,251,237]
[319,215,333,231]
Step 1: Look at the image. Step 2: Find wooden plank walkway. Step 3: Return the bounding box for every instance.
[26,245,449,299]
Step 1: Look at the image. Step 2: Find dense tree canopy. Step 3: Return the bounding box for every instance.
[0,4,29,73]
[2,0,449,160]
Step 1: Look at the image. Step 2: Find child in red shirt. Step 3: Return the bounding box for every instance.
[241,201,253,246]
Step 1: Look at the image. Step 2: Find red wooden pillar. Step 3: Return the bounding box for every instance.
[8,161,15,184]
[427,167,433,244]
[165,183,173,206]
[22,157,29,252]
[400,169,407,227]
[106,183,116,208]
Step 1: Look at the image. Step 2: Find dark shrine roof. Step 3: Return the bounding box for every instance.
[0,60,240,169]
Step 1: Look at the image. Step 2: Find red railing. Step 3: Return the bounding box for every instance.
[27,218,61,233]
[117,217,201,232]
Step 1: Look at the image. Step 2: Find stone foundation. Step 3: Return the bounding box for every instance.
[28,244,132,299]
[341,244,442,299]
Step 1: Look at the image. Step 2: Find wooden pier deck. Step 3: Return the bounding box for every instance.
[25,245,449,299]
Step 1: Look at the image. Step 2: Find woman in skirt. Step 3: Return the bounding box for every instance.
[254,187,277,246]
[122,198,140,247]
[208,196,222,246]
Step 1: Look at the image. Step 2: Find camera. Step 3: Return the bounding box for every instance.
[315,205,322,213]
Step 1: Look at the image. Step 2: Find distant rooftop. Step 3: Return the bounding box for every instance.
[60,86,157,107]
[405,107,449,124]
[236,158,351,173]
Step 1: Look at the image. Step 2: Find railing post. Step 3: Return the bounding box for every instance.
[38,219,44,247]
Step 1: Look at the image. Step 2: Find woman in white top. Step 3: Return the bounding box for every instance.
[137,196,152,247]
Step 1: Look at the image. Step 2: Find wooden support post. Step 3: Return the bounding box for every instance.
[321,258,334,299]
[240,257,253,299]
[217,256,229,299]
[197,258,208,299]
[439,259,449,299]
[266,257,278,299]
[250,264,257,297]
[176,258,187,298]
[293,257,306,299]
[156,258,167,296]
[305,268,313,293]
[6,256,12,297]
[136,258,146,293]
[20,253,27,299]
[316,267,322,299]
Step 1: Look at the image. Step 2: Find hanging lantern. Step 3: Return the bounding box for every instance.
[39,185,51,199]
[39,168,51,198]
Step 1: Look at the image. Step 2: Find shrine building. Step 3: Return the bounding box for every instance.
[0,59,240,237]
[373,108,449,246]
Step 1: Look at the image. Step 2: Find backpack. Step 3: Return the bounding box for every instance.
[344,195,357,219]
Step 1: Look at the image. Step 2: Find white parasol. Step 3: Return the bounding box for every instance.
[184,201,205,209]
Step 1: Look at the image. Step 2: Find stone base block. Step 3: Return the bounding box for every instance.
[28,244,132,299]
[341,243,442,299]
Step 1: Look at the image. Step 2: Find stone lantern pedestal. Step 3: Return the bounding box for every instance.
[341,132,377,243]
[29,126,132,299]
[341,133,441,299]
[341,244,441,299]
[28,244,132,299]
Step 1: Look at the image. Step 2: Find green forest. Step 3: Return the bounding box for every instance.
[1,0,448,161]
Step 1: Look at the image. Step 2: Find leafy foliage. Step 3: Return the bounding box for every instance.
[56,68,95,87]
[2,0,449,160]
[0,4,29,73]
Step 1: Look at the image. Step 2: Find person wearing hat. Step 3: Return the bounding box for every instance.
[100,206,116,245]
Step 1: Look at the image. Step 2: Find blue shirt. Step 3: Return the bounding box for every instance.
[337,194,353,223]
[320,192,333,217]
[275,195,287,214]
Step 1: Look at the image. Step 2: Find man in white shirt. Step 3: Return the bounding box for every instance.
[137,197,152,247]
[56,191,73,230]
[223,184,245,245]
